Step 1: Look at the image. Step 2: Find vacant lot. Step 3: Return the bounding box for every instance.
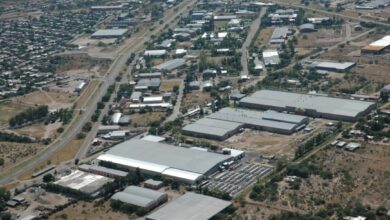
[0,142,43,173]
[131,112,167,127]
[297,28,345,48]
[181,91,211,112]
[0,100,28,126]
[49,200,130,220]
[254,27,274,47]
[13,90,76,110]
[160,79,181,92]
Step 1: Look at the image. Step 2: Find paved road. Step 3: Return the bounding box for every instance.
[73,0,196,160]
[346,23,352,41]
[0,0,197,186]
[272,0,390,28]
[240,7,267,76]
[164,79,185,123]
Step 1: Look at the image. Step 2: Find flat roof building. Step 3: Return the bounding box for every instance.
[144,50,167,57]
[311,61,356,72]
[91,29,128,39]
[182,107,309,140]
[54,170,113,196]
[97,139,233,184]
[263,50,280,66]
[146,192,231,220]
[239,90,376,122]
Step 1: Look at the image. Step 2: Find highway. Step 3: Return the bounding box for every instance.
[0,0,197,186]
[240,7,267,76]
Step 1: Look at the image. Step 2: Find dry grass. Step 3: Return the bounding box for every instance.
[0,100,28,126]
[254,28,274,47]
[131,112,166,127]
[160,79,181,92]
[18,139,83,181]
[49,200,130,220]
[181,91,211,111]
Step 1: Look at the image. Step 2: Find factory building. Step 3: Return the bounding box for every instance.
[361,35,390,54]
[263,50,280,66]
[239,90,376,122]
[182,107,309,140]
[97,139,233,184]
[146,192,231,220]
[111,186,168,211]
[311,61,356,72]
[153,58,186,71]
[54,170,113,196]
[270,27,289,44]
[91,29,128,39]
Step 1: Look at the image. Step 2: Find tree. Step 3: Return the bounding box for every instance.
[43,173,54,183]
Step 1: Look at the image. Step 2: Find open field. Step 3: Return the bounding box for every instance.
[49,200,131,220]
[0,142,43,173]
[297,28,345,48]
[253,27,274,47]
[160,79,181,92]
[0,100,28,126]
[131,112,167,127]
[180,91,211,111]
[18,138,83,181]
[13,90,77,110]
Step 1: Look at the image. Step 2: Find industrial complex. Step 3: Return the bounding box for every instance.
[146,192,232,220]
[239,90,376,122]
[96,139,234,184]
[182,107,309,140]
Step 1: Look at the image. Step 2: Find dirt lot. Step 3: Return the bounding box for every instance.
[10,188,69,220]
[12,90,76,110]
[49,200,131,220]
[180,91,211,112]
[254,27,274,47]
[160,79,181,92]
[250,143,390,218]
[131,112,167,127]
[222,120,328,158]
[297,27,345,48]
[0,142,43,173]
[13,122,62,140]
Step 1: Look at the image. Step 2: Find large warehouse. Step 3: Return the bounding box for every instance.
[361,35,390,54]
[239,90,376,122]
[97,139,233,184]
[182,107,309,140]
[146,192,231,220]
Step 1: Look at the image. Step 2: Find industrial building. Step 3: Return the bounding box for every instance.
[111,186,168,211]
[78,164,128,178]
[270,27,289,44]
[97,139,233,184]
[263,50,280,66]
[144,50,167,57]
[153,58,186,71]
[239,90,376,122]
[361,35,390,54]
[54,170,113,196]
[299,23,316,33]
[311,61,356,72]
[91,29,128,39]
[135,78,161,91]
[146,192,231,220]
[182,107,309,140]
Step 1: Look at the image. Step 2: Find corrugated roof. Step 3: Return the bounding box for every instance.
[97,139,232,175]
[239,90,375,118]
[146,192,231,220]
[92,29,128,37]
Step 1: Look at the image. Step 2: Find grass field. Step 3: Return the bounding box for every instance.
[253,27,274,47]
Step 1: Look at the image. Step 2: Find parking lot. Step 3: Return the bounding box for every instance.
[203,163,273,197]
